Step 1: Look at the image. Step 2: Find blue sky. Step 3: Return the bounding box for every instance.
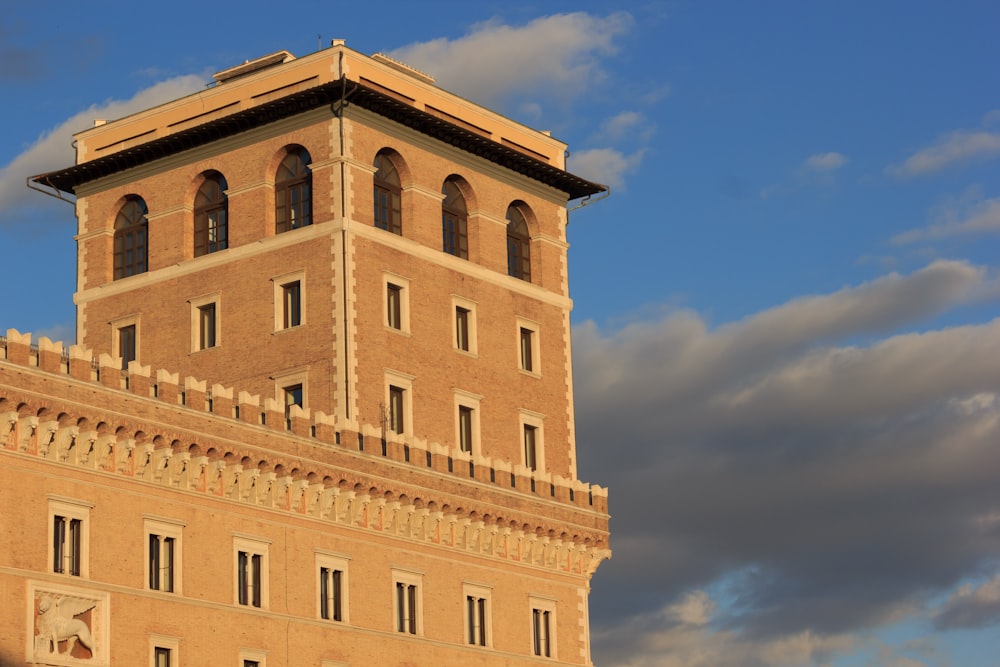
[3,2,1000,665]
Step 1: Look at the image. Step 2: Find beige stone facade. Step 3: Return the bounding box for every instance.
[4,43,609,666]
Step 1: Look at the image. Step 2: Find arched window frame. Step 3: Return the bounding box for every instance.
[114,196,148,280]
[275,148,312,233]
[506,204,531,282]
[373,152,402,235]
[441,178,468,259]
[194,172,228,257]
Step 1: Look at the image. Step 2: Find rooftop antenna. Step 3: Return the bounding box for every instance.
[318,34,322,51]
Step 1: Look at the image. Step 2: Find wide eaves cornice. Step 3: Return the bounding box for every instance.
[31,79,607,201]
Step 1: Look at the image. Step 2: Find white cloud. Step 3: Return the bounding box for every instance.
[890,130,1000,178]
[761,150,849,198]
[568,147,644,190]
[933,574,1000,629]
[801,151,849,172]
[893,195,1000,244]
[0,74,207,223]
[593,593,858,667]
[388,12,633,108]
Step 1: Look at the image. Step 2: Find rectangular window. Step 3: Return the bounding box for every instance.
[393,569,423,635]
[49,498,90,578]
[458,405,473,453]
[52,515,82,576]
[145,518,183,594]
[234,535,269,609]
[456,307,470,351]
[389,386,405,434]
[320,566,343,621]
[148,534,175,592]
[468,595,487,645]
[396,582,418,634]
[520,327,534,372]
[238,648,267,667]
[524,424,538,471]
[154,647,171,667]
[463,583,492,647]
[199,303,217,349]
[532,608,552,657]
[387,283,402,330]
[282,281,301,329]
[238,551,263,607]
[284,384,303,410]
[119,324,136,370]
[317,552,350,623]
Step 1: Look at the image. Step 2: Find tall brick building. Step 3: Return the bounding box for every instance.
[2,42,610,666]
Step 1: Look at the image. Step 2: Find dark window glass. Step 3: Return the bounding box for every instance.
[456,307,470,351]
[154,647,171,667]
[320,567,343,621]
[442,179,468,258]
[387,284,402,329]
[119,324,136,370]
[459,406,473,453]
[148,533,174,592]
[520,327,534,371]
[389,386,405,434]
[114,196,148,279]
[506,205,531,281]
[282,281,302,328]
[524,425,538,471]
[199,304,217,349]
[373,153,402,235]
[194,174,228,256]
[53,515,82,576]
[468,596,487,645]
[276,149,312,233]
[396,582,417,634]
[532,608,551,656]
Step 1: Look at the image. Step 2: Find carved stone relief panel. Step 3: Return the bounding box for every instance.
[27,581,109,666]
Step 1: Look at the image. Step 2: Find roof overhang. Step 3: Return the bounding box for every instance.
[31,79,607,201]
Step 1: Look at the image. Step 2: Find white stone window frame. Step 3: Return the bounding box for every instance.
[233,534,270,609]
[453,389,483,457]
[110,313,141,369]
[144,515,185,594]
[385,370,415,438]
[392,567,424,636]
[519,409,546,472]
[516,317,541,377]
[239,647,268,667]
[149,633,180,667]
[529,595,558,659]
[316,551,350,623]
[271,269,306,332]
[463,581,494,648]
[383,271,411,334]
[272,367,309,411]
[188,291,221,352]
[48,495,92,578]
[451,295,479,356]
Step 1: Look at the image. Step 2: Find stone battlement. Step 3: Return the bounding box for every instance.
[1,329,609,560]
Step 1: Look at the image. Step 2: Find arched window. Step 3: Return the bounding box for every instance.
[373,152,401,235]
[506,204,531,282]
[441,178,468,259]
[114,196,148,279]
[194,173,228,257]
[275,148,312,233]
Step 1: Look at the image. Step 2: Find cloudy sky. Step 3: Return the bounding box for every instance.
[2,1,1000,665]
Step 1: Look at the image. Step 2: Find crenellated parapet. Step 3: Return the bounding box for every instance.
[1,329,611,575]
